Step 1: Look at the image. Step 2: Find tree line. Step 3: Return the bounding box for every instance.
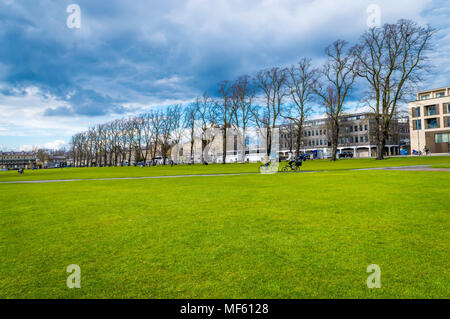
[70,19,433,166]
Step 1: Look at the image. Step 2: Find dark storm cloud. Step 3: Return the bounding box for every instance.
[0,0,444,122]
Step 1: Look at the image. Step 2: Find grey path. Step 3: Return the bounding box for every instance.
[0,172,259,184]
[351,165,450,172]
[0,165,449,184]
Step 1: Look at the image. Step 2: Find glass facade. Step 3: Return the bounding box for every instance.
[425,105,437,116]
[413,119,422,130]
[435,133,450,143]
[426,118,438,129]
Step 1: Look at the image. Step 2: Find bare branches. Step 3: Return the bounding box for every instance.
[253,67,288,156]
[354,19,434,159]
[68,19,433,165]
[283,58,318,156]
[315,40,358,161]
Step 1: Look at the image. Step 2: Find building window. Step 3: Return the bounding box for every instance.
[413,107,421,117]
[445,116,450,128]
[350,126,353,132]
[364,124,368,131]
[425,105,437,116]
[355,136,359,143]
[426,118,438,129]
[435,133,450,143]
[359,125,363,131]
[445,103,450,114]
[413,119,422,130]
[365,135,369,142]
[420,94,430,100]
[436,92,445,98]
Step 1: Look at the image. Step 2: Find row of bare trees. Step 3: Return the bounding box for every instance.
[70,19,433,165]
[70,106,183,167]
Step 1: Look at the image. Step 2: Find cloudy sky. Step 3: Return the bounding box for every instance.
[0,0,448,150]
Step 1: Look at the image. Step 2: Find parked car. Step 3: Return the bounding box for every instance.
[338,151,354,159]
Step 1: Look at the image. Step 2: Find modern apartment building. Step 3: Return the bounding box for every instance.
[409,87,450,154]
[279,112,410,159]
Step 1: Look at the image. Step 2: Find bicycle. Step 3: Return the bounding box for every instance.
[281,162,301,172]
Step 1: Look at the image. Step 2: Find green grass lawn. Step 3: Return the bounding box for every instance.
[1,169,449,298]
[430,163,450,168]
[1,156,450,182]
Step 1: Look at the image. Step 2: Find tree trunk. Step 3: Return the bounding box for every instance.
[201,138,206,163]
[190,134,194,164]
[266,128,272,157]
[222,129,227,164]
[331,139,338,161]
[295,125,302,157]
[330,125,339,161]
[375,119,385,160]
[241,127,246,163]
[376,131,386,160]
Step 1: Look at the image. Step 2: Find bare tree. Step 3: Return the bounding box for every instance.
[139,113,154,165]
[117,119,129,166]
[125,118,136,166]
[253,67,288,156]
[168,104,184,163]
[149,110,164,164]
[160,107,176,165]
[196,93,217,163]
[217,80,233,164]
[284,58,318,156]
[231,75,256,163]
[315,40,358,161]
[353,19,434,159]
[184,101,197,164]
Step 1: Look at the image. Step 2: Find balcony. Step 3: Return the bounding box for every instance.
[424,105,438,117]
[425,118,439,129]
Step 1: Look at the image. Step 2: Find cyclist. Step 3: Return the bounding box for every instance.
[289,154,303,170]
[287,152,295,169]
[295,155,304,168]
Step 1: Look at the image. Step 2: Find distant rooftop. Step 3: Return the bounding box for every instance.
[0,151,35,155]
[415,87,450,101]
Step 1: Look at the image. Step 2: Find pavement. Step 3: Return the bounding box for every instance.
[0,164,448,184]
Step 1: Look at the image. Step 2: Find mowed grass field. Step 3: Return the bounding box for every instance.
[1,156,450,182]
[0,158,449,298]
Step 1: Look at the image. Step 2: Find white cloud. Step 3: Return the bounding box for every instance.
[0,0,445,150]
[19,139,66,151]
